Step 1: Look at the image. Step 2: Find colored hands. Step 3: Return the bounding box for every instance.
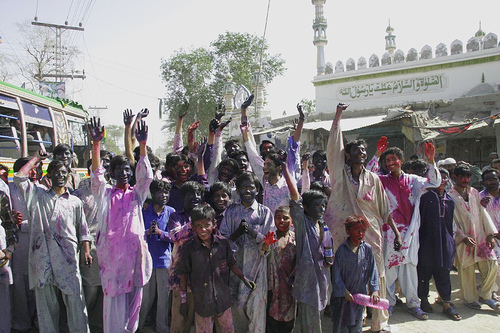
[37,149,48,160]
[123,109,134,126]
[209,111,224,133]
[197,137,207,159]
[12,210,22,227]
[241,94,254,110]
[377,136,389,153]
[178,99,190,118]
[337,103,349,111]
[394,235,402,251]
[135,120,148,143]
[424,142,435,162]
[464,237,476,248]
[244,278,257,291]
[296,103,305,119]
[89,117,105,142]
[263,231,278,246]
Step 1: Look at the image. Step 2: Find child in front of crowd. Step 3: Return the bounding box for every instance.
[219,172,274,333]
[139,179,176,332]
[282,158,332,332]
[263,206,296,333]
[331,215,380,333]
[177,205,255,333]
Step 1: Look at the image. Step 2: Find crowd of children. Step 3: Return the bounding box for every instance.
[1,97,500,333]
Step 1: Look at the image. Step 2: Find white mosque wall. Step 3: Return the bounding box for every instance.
[313,46,500,115]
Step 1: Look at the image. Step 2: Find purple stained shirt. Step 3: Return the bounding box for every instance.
[91,155,153,297]
[14,175,91,295]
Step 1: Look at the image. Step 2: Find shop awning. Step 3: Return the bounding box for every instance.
[302,115,387,132]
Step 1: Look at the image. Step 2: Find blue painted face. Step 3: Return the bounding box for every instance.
[50,165,69,188]
[113,164,133,186]
[305,198,326,221]
[238,179,257,206]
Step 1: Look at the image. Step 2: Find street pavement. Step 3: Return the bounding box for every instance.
[21,271,500,332]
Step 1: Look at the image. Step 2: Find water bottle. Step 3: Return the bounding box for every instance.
[322,225,334,266]
[352,293,390,310]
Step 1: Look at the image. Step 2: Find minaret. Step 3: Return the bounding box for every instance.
[312,0,328,75]
[251,65,266,119]
[222,74,236,113]
[385,20,396,57]
[475,21,486,49]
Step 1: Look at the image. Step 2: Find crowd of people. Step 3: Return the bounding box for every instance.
[1,96,500,333]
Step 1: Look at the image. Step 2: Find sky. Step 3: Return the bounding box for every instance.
[0,0,498,151]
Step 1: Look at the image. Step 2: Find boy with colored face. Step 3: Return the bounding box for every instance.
[449,164,500,312]
[263,206,296,333]
[14,153,92,333]
[219,172,274,333]
[167,180,205,333]
[331,215,380,333]
[378,144,441,320]
[177,205,255,333]
[138,179,176,332]
[208,182,232,228]
[89,117,153,333]
[262,152,290,216]
[282,159,331,332]
[41,143,81,191]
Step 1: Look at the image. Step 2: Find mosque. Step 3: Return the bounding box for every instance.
[226,0,500,168]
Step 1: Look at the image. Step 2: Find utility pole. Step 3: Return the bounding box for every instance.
[88,106,108,118]
[31,20,86,81]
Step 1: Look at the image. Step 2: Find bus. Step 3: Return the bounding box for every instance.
[0,80,89,178]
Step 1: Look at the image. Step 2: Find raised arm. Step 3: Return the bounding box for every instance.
[174,99,189,154]
[123,109,135,162]
[89,117,105,173]
[292,103,305,143]
[283,157,300,201]
[326,103,349,182]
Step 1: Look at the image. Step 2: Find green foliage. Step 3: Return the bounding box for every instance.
[300,98,316,115]
[160,31,286,138]
[102,124,125,156]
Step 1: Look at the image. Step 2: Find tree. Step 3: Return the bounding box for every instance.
[102,124,125,156]
[300,98,316,116]
[6,21,80,92]
[0,54,12,81]
[160,31,286,137]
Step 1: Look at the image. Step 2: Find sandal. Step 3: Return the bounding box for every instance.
[443,306,462,321]
[407,306,428,320]
[420,299,434,313]
[465,301,482,310]
[480,298,500,313]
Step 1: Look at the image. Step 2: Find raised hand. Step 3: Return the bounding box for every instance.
[219,117,232,131]
[297,103,305,119]
[292,118,299,131]
[209,111,224,133]
[37,149,48,160]
[337,103,349,112]
[377,136,389,153]
[301,152,311,162]
[123,109,134,126]
[263,231,278,246]
[135,120,148,143]
[88,117,105,142]
[241,94,254,110]
[178,99,190,118]
[277,149,287,167]
[424,142,436,162]
[188,120,201,134]
[197,137,208,160]
[138,108,149,119]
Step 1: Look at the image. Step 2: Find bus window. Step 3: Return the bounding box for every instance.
[66,116,88,168]
[0,108,21,159]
